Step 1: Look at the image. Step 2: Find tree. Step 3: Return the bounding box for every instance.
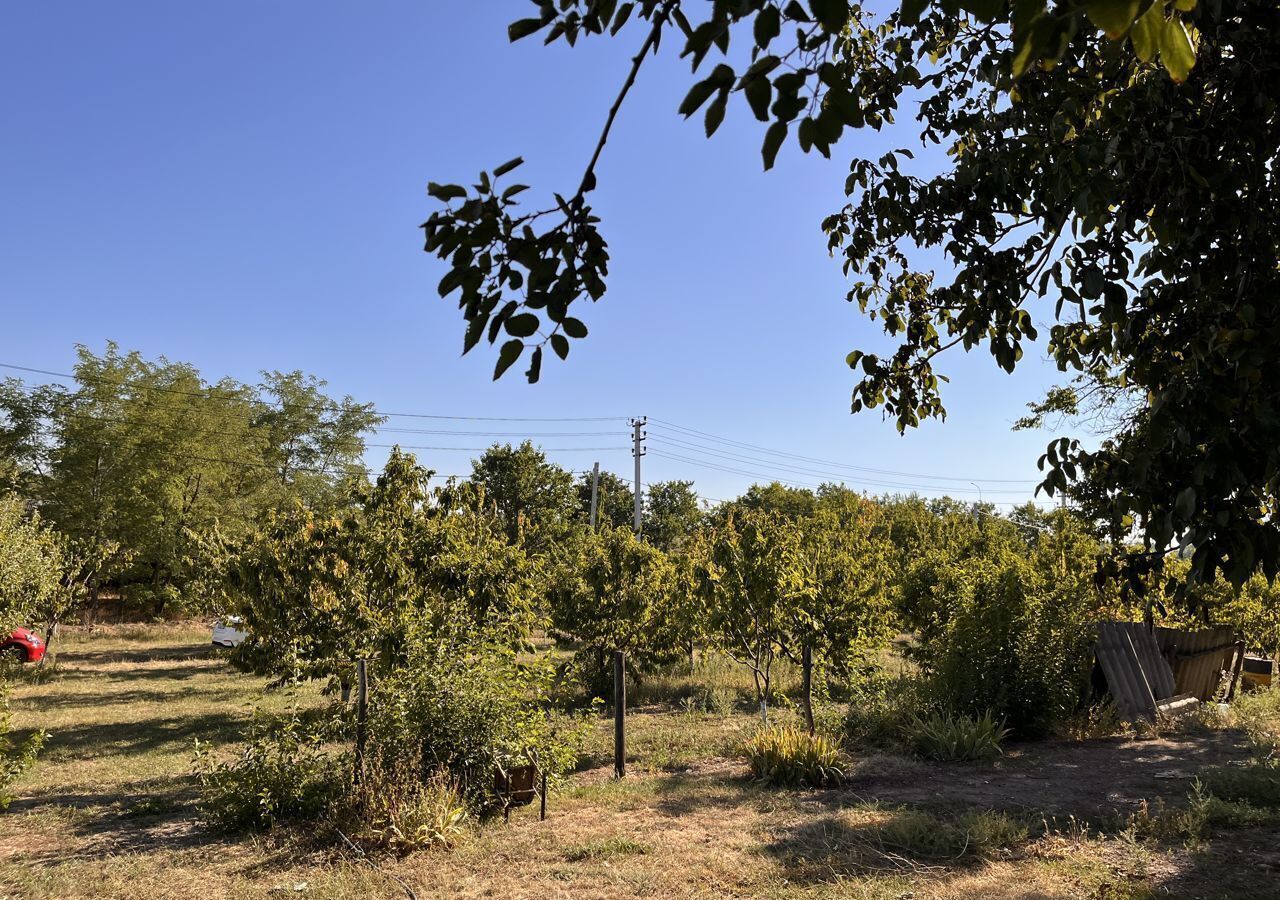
[232,449,541,685]
[794,487,896,731]
[698,509,811,722]
[643,480,703,550]
[1,345,382,617]
[424,0,1280,592]
[548,525,682,695]
[0,496,65,634]
[574,469,634,530]
[470,442,577,546]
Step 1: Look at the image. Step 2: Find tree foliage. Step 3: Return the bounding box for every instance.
[425,0,1280,593]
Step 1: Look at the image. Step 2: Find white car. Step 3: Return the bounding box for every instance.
[211,616,248,648]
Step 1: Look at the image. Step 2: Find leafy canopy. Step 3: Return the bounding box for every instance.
[424,0,1280,593]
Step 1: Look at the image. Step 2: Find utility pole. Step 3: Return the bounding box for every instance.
[589,461,601,530]
[631,417,646,535]
[613,417,646,780]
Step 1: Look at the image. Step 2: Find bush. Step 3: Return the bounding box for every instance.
[903,543,1096,736]
[906,711,1009,762]
[842,673,932,749]
[745,724,844,787]
[365,631,590,815]
[194,712,348,832]
[0,685,43,810]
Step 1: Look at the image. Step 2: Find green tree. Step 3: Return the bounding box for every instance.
[425,0,1279,592]
[698,509,812,722]
[0,496,65,635]
[574,469,634,530]
[470,442,577,546]
[643,479,703,550]
[548,525,682,695]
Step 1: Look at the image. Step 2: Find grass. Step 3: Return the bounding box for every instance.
[3,625,1280,899]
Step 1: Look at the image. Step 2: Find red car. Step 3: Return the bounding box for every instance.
[1,628,46,663]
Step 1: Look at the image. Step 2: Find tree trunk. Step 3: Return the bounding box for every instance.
[801,643,815,735]
[40,620,59,666]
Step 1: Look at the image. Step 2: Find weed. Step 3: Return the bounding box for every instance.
[1199,759,1280,807]
[1061,702,1126,741]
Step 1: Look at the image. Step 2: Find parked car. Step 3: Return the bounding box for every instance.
[1,628,46,663]
[211,616,248,648]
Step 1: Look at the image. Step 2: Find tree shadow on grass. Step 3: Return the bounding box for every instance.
[12,709,249,763]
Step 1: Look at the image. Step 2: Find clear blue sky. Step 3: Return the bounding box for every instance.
[0,1,1069,507]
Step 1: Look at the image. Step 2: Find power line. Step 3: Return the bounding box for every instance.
[648,418,1040,485]
[646,435,1031,495]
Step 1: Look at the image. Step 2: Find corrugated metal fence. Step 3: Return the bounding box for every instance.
[1154,625,1240,701]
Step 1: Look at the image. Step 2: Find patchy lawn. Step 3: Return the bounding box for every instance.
[1,625,1277,899]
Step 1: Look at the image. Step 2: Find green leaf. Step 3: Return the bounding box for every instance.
[550,334,570,360]
[705,92,728,137]
[679,78,719,118]
[508,18,544,42]
[562,317,589,339]
[1086,0,1139,40]
[492,157,524,178]
[494,340,524,380]
[505,313,540,337]
[1129,2,1164,63]
[744,76,772,122]
[525,346,543,384]
[1175,486,1196,519]
[427,182,467,202]
[1158,17,1196,83]
[754,5,782,46]
[762,121,788,170]
[960,0,1004,23]
[900,0,929,25]
[808,0,850,31]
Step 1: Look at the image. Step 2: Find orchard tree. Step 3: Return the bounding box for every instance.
[793,487,896,731]
[698,509,812,722]
[424,0,1280,593]
[548,524,683,695]
[0,496,65,635]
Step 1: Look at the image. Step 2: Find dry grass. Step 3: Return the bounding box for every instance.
[0,625,1276,899]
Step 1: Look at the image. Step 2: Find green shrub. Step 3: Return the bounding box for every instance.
[0,692,43,810]
[745,724,844,787]
[1200,760,1280,808]
[365,632,590,815]
[194,712,347,832]
[902,538,1096,736]
[907,711,1009,762]
[871,807,1027,860]
[842,673,932,749]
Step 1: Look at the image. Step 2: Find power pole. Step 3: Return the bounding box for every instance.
[589,461,600,530]
[630,417,646,535]
[614,416,646,780]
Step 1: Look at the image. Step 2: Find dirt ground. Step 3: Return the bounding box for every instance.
[1,626,1277,900]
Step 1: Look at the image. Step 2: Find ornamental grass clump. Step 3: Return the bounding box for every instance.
[745,724,844,788]
[907,711,1009,762]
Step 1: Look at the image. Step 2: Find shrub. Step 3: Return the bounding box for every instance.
[907,711,1009,762]
[871,807,1027,860]
[365,631,590,815]
[842,673,932,749]
[194,712,347,832]
[1199,760,1280,808]
[902,536,1097,736]
[0,686,43,810]
[745,724,844,787]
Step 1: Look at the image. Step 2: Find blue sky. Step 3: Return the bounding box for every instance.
[0,1,1070,507]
